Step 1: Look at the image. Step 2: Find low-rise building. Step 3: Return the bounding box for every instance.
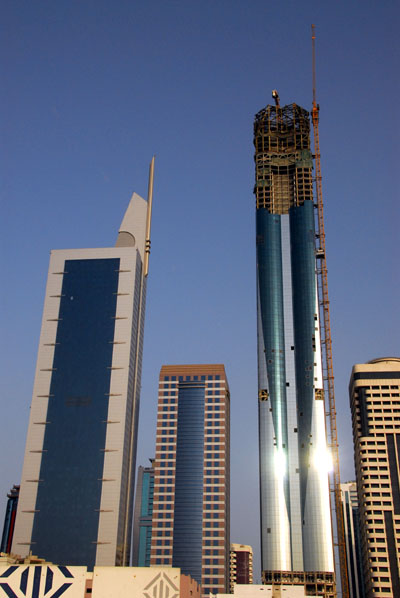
[0,563,200,598]
[230,543,253,592]
[214,583,308,597]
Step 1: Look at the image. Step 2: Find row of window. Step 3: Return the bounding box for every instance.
[355,385,399,390]
[360,449,388,454]
[158,398,224,406]
[202,578,223,586]
[163,375,221,381]
[365,397,400,402]
[158,400,224,410]
[157,437,224,443]
[159,459,224,467]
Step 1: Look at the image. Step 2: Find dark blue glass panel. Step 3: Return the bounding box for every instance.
[256,209,288,451]
[172,384,205,585]
[353,372,399,380]
[32,258,120,568]
[0,495,18,553]
[384,511,400,595]
[289,200,316,518]
[387,434,400,515]
[256,209,290,522]
[358,388,370,436]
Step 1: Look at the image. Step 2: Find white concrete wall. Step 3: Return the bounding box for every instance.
[92,566,182,598]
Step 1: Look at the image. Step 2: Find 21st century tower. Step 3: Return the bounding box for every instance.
[12,161,154,568]
[254,100,334,587]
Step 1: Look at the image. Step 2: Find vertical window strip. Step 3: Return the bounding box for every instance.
[384,511,400,596]
[387,434,400,515]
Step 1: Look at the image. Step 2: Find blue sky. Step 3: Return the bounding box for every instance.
[1,0,399,579]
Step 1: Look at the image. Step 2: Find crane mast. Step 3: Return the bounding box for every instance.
[311,24,349,598]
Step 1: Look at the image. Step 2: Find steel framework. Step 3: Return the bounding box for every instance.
[311,24,349,598]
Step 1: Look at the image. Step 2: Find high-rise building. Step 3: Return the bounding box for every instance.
[340,482,365,598]
[254,100,335,594]
[230,543,253,592]
[150,364,230,597]
[349,357,400,597]
[0,485,19,554]
[132,460,155,566]
[12,160,155,568]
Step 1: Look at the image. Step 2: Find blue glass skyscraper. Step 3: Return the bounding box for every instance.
[12,160,155,568]
[132,462,154,566]
[254,100,335,589]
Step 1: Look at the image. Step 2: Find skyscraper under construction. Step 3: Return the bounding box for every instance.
[254,96,335,594]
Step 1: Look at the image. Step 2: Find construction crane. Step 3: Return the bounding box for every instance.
[311,24,350,598]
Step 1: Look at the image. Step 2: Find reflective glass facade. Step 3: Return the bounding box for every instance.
[254,103,334,579]
[132,464,154,566]
[32,259,119,567]
[173,384,205,583]
[12,187,151,567]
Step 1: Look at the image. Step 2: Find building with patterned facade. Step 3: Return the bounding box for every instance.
[253,100,334,595]
[0,563,200,598]
[150,364,230,597]
[340,482,365,598]
[11,164,155,569]
[229,543,253,592]
[349,357,400,597]
[132,461,155,566]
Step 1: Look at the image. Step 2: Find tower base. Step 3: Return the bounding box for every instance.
[261,570,335,597]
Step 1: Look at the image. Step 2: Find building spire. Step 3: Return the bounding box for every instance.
[144,156,155,277]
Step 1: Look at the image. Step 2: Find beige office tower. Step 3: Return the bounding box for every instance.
[349,357,400,597]
[230,543,253,592]
[150,365,230,598]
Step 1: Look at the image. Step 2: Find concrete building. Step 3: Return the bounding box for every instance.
[150,365,230,597]
[0,563,200,598]
[11,160,155,568]
[340,482,365,598]
[0,485,19,554]
[215,583,309,597]
[132,461,155,566]
[349,357,400,597]
[253,100,334,595]
[230,543,253,592]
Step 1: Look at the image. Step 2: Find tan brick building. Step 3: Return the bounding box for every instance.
[349,357,400,596]
[150,365,230,597]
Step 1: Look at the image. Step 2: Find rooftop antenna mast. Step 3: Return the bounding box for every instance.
[311,24,349,598]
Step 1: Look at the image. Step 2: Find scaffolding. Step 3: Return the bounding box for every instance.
[254,104,314,214]
[262,570,336,598]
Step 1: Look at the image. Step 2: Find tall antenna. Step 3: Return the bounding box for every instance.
[144,155,155,277]
[311,24,349,598]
